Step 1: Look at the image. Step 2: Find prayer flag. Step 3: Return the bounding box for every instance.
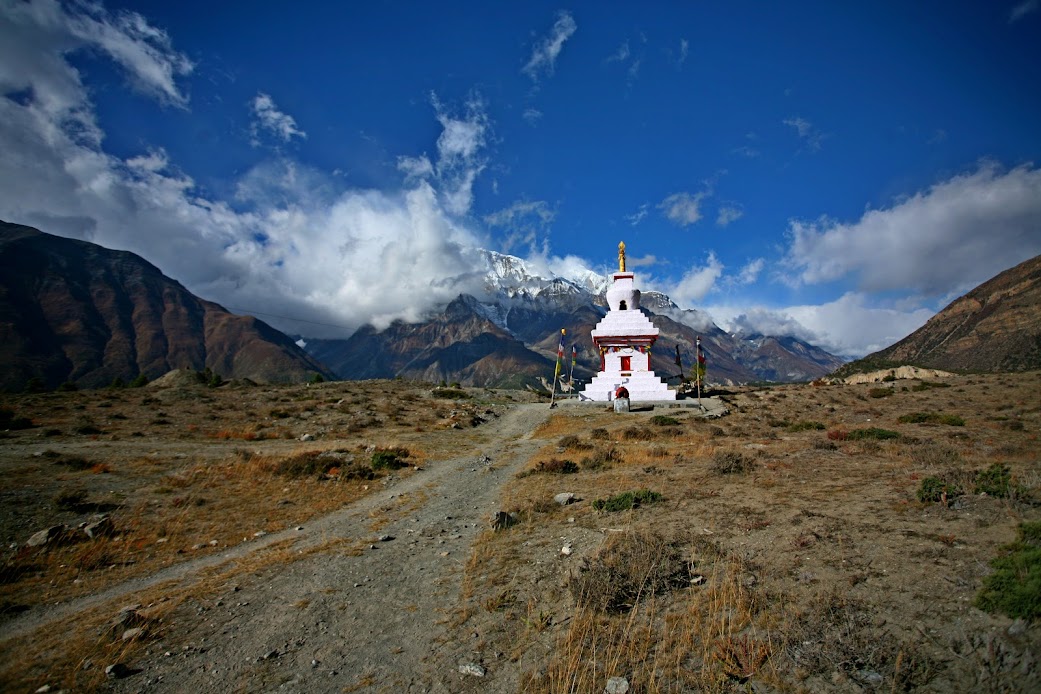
[553,329,566,380]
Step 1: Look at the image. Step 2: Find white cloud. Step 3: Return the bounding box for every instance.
[0,5,503,339]
[782,162,1041,296]
[737,258,764,284]
[522,11,577,82]
[659,191,706,226]
[606,40,630,63]
[0,0,192,151]
[1009,0,1039,22]
[716,204,743,227]
[484,200,555,229]
[706,295,934,358]
[625,203,649,226]
[664,253,724,305]
[522,107,542,126]
[431,93,489,216]
[396,154,434,180]
[783,116,828,151]
[250,93,306,144]
[726,308,819,342]
[678,38,689,67]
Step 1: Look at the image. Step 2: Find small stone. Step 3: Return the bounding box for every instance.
[458,662,486,677]
[299,434,315,442]
[605,676,630,693]
[253,531,267,538]
[105,662,134,679]
[491,511,519,531]
[855,670,883,686]
[560,544,573,556]
[378,534,394,542]
[1008,619,1027,636]
[26,525,72,547]
[554,492,576,506]
[121,627,146,641]
[35,685,52,692]
[209,540,218,546]
[83,514,114,539]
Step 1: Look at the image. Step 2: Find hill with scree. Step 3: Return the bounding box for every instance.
[0,221,333,391]
[834,253,1041,378]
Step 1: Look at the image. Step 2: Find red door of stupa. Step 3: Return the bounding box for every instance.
[620,356,631,371]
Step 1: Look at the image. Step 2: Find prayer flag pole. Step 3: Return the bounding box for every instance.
[549,328,566,408]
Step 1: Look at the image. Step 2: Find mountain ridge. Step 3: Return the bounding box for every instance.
[833,253,1041,376]
[0,221,334,391]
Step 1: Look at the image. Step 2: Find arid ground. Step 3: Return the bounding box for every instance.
[0,372,1038,692]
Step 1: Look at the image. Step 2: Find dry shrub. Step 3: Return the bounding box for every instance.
[582,446,619,471]
[528,537,772,693]
[590,427,610,440]
[622,426,655,441]
[785,590,939,688]
[558,434,593,451]
[530,459,579,475]
[711,450,755,475]
[569,531,689,613]
[909,443,960,468]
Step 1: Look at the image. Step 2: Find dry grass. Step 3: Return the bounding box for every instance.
[456,372,1041,692]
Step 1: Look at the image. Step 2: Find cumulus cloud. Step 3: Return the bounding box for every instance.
[250,93,306,144]
[1009,0,1039,22]
[0,2,502,338]
[707,295,933,358]
[716,204,743,227]
[727,308,819,342]
[522,11,577,82]
[431,93,489,216]
[783,116,828,151]
[783,162,1041,296]
[736,258,764,284]
[659,192,706,226]
[0,0,193,150]
[664,253,724,305]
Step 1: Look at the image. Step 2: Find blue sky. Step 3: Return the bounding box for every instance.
[1,1,1040,357]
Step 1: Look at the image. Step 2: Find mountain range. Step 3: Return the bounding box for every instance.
[303,249,845,388]
[0,221,846,391]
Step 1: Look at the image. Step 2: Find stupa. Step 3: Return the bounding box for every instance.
[580,242,677,401]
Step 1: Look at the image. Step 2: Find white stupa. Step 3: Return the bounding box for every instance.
[580,242,677,402]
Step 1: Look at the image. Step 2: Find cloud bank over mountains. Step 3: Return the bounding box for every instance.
[1,1,1038,359]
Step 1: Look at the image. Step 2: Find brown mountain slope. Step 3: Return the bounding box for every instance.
[851,254,1041,373]
[0,221,334,390]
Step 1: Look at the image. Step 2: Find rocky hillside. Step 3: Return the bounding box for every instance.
[837,254,1041,375]
[0,221,334,391]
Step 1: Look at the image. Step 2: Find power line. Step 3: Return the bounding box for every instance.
[223,306,356,332]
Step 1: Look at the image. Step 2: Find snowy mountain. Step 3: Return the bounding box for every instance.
[305,250,845,387]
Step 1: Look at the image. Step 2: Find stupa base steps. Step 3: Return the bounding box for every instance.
[580,372,677,402]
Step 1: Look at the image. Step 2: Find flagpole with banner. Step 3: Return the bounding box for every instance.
[549,328,566,408]
[695,336,706,409]
[674,344,683,387]
[568,344,577,395]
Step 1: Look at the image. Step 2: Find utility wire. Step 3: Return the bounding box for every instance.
[222,306,355,332]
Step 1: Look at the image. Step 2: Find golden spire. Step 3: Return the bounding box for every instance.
[618,241,626,273]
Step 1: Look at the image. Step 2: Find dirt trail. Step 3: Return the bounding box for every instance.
[57,401,549,693]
